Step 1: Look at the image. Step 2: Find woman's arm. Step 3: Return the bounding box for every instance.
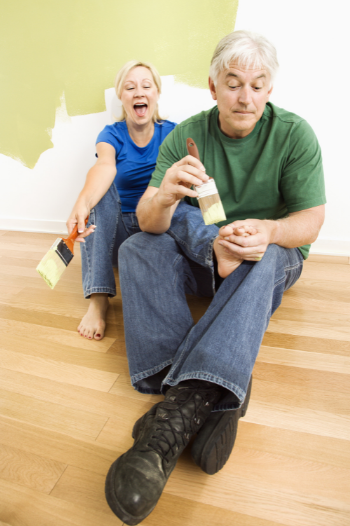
[66,142,116,240]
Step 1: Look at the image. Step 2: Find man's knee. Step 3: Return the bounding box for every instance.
[119,232,179,267]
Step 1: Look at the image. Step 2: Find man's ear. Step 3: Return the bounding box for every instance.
[266,85,273,102]
[208,77,217,101]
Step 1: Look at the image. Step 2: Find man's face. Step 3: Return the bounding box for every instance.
[209,63,273,139]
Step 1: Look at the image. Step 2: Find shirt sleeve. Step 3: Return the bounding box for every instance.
[280,119,326,213]
[95,125,123,157]
[148,126,184,187]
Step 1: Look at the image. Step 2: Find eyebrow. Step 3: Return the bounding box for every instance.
[125,78,153,84]
[225,72,266,80]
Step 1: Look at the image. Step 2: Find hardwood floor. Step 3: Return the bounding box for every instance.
[0,230,349,526]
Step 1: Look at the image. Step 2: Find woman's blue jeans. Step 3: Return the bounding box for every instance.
[80,183,141,298]
[118,202,304,411]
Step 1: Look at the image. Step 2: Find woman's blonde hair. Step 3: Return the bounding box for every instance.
[114,60,164,123]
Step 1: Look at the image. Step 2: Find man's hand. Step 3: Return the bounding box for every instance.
[217,219,274,261]
[137,155,209,233]
[155,155,209,208]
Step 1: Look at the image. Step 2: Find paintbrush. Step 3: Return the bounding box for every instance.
[186,138,226,225]
[36,218,88,289]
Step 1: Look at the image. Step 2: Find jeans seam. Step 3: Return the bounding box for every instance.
[172,254,183,287]
[131,359,173,386]
[82,236,92,296]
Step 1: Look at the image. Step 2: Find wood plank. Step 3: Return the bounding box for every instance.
[0,349,118,392]
[0,318,115,352]
[252,377,350,416]
[307,254,349,264]
[165,460,350,526]
[0,332,126,371]
[0,286,23,303]
[0,303,123,340]
[0,289,124,333]
[257,345,350,374]
[301,261,350,282]
[236,421,350,470]
[262,331,350,357]
[0,390,108,440]
[272,306,350,326]
[0,479,123,526]
[0,367,159,420]
[253,362,350,396]
[0,443,66,494]
[267,318,350,342]
[226,445,350,502]
[245,400,350,440]
[0,416,121,476]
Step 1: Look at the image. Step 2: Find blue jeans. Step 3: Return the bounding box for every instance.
[80,183,141,298]
[118,202,304,411]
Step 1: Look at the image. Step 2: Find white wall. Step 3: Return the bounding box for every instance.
[1,0,349,255]
[235,0,350,255]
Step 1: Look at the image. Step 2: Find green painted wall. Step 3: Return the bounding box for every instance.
[0,0,238,168]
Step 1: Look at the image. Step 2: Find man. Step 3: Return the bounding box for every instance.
[105,30,326,525]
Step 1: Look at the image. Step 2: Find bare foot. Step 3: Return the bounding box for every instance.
[78,293,109,340]
[214,225,257,278]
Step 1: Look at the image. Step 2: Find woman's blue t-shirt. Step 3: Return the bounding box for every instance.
[96,120,176,213]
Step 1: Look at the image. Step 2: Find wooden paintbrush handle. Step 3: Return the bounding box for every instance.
[186,138,201,160]
[63,217,89,254]
[186,138,213,180]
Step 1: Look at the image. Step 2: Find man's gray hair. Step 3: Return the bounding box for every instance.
[209,30,279,85]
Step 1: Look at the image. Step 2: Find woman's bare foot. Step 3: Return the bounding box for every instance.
[78,293,109,340]
[214,225,257,278]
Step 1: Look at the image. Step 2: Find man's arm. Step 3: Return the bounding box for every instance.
[215,205,325,260]
[136,156,209,233]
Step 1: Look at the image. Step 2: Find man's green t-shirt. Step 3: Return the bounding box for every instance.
[149,102,326,258]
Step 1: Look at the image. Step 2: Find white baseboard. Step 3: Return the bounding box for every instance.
[0,218,68,235]
[310,238,350,257]
[1,218,350,257]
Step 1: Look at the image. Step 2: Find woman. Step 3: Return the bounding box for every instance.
[67,61,176,341]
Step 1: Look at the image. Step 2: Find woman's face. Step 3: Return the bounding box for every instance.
[121,66,159,127]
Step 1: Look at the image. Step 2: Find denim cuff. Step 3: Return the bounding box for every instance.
[84,286,117,299]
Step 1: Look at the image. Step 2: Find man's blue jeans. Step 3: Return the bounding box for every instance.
[80,183,141,298]
[118,202,304,411]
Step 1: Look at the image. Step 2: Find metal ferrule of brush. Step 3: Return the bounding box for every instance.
[55,238,74,266]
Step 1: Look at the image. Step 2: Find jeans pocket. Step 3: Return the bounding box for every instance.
[88,209,95,227]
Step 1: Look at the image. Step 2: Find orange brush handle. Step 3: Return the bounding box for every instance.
[62,217,89,254]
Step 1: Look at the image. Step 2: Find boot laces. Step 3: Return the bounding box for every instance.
[145,388,215,463]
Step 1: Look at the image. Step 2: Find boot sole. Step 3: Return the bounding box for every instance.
[105,456,156,525]
[191,377,252,475]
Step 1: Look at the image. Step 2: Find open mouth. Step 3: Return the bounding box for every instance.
[134,103,148,117]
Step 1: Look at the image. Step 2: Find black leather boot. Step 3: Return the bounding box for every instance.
[105,380,222,525]
[191,376,252,475]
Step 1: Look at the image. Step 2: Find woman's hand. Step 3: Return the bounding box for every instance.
[66,199,96,243]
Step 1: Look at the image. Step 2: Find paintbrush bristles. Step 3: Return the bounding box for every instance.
[198,195,227,225]
[196,179,226,225]
[36,249,67,289]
